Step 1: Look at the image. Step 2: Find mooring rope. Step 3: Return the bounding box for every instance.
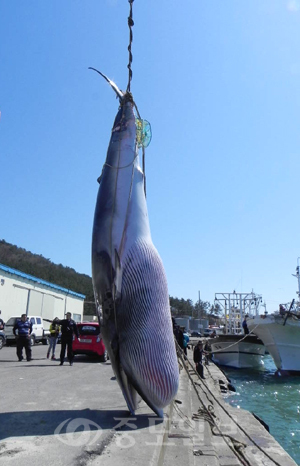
[175,340,283,466]
[205,324,261,354]
[175,341,250,466]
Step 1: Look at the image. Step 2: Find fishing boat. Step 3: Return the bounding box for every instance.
[209,333,266,369]
[247,262,300,375]
[209,291,265,369]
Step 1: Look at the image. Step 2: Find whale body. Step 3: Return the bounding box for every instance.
[91,74,179,417]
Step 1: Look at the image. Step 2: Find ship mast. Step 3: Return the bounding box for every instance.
[291,258,300,311]
[214,291,262,334]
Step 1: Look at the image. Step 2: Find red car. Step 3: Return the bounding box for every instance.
[73,322,108,362]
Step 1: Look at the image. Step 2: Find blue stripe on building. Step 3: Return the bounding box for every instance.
[0,263,86,299]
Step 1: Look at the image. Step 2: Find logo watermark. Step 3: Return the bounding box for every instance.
[54,417,103,446]
[53,414,239,448]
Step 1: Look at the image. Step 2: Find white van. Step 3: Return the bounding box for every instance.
[5,316,50,346]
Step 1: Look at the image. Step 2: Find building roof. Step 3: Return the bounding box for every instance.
[0,263,86,299]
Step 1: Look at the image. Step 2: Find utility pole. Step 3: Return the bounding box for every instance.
[198,290,201,319]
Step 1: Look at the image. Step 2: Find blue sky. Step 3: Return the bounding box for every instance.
[1,0,300,312]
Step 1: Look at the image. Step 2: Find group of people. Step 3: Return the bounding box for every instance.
[13,312,79,365]
[172,318,208,379]
[174,317,250,380]
[10,313,250,371]
[173,321,190,356]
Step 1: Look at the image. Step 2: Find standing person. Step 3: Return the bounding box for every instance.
[174,325,184,352]
[242,316,249,335]
[182,328,190,357]
[193,340,205,379]
[13,314,33,362]
[47,318,60,360]
[0,310,4,330]
[55,312,79,366]
[204,340,211,365]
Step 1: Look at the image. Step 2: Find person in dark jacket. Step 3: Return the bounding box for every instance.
[174,325,184,351]
[193,340,205,379]
[13,314,33,362]
[242,316,249,335]
[55,312,79,366]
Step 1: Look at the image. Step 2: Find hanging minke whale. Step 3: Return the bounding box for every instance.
[90,69,179,417]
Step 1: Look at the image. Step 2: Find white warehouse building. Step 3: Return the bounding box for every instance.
[0,263,85,327]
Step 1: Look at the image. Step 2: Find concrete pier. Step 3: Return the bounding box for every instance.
[0,344,297,466]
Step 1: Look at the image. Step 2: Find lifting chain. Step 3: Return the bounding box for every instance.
[126,1,147,198]
[127,0,134,93]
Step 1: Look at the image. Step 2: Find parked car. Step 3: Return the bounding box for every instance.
[191,331,203,338]
[203,328,217,337]
[5,316,50,346]
[72,322,108,362]
[0,330,6,349]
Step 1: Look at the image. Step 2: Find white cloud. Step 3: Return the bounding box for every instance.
[287,0,300,12]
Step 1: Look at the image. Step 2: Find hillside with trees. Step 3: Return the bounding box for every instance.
[0,239,221,320]
[170,296,222,321]
[0,240,95,315]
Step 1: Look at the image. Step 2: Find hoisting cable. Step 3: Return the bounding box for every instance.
[127,0,134,94]
[126,0,147,196]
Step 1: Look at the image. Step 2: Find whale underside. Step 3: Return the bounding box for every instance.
[91,77,179,417]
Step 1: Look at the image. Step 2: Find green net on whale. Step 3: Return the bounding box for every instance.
[136,118,152,148]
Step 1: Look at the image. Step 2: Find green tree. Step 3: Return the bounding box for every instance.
[194,300,210,318]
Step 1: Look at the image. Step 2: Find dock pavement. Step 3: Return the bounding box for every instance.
[0,343,297,466]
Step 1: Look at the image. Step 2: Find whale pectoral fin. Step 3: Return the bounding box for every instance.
[97,166,104,184]
[119,368,140,415]
[108,340,139,415]
[125,373,164,418]
[119,367,164,418]
[114,249,123,301]
[101,291,115,324]
[92,250,118,323]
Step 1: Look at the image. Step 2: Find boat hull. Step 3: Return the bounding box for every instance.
[210,334,265,369]
[248,315,300,374]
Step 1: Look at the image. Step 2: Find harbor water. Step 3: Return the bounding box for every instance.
[222,355,300,465]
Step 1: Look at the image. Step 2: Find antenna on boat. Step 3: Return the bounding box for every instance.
[261,301,268,315]
[283,299,295,326]
[292,257,300,301]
